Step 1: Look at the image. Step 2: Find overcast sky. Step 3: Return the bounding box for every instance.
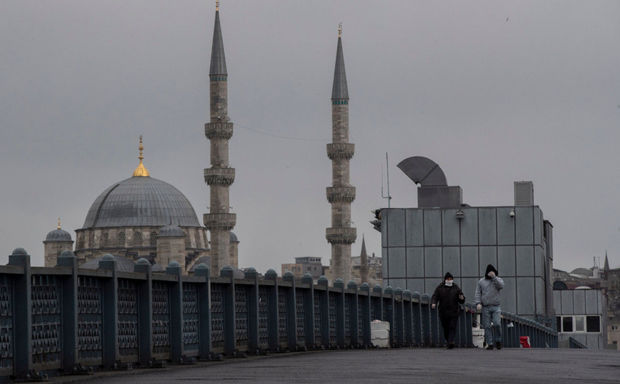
[1,0,619,273]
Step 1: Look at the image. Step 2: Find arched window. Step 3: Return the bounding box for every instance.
[118,231,126,247]
[150,231,157,247]
[133,231,142,246]
[102,232,109,247]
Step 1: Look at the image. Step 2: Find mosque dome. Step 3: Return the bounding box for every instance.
[80,136,201,229]
[45,228,72,242]
[159,224,186,237]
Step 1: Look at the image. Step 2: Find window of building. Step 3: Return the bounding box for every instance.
[133,231,142,246]
[562,316,573,332]
[574,316,585,332]
[150,231,157,247]
[586,316,601,333]
[118,231,125,247]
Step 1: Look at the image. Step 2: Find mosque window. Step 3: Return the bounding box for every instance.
[102,232,109,247]
[118,231,125,246]
[150,231,157,247]
[133,231,142,246]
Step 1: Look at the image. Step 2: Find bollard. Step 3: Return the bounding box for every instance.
[359,283,371,347]
[166,261,184,363]
[134,258,153,366]
[264,269,280,352]
[301,274,315,350]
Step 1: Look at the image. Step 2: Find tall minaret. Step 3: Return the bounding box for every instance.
[326,24,356,282]
[359,235,369,284]
[204,1,236,274]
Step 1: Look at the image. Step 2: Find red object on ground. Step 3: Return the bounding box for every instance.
[519,336,531,348]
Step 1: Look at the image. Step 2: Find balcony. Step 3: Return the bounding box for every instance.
[203,213,236,231]
[326,186,356,203]
[205,122,233,140]
[204,167,235,186]
[325,227,357,244]
[326,143,355,160]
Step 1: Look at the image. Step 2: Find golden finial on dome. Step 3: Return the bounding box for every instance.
[338,23,342,38]
[132,135,150,177]
[57,217,61,230]
[216,0,219,11]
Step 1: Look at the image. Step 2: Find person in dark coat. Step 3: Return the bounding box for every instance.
[431,272,465,349]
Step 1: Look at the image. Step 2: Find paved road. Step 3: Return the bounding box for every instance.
[73,348,619,384]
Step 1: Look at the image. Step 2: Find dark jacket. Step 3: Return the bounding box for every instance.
[431,275,465,317]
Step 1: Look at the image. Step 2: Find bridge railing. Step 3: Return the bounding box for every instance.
[1,248,556,380]
[499,310,558,348]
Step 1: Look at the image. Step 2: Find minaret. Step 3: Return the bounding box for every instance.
[204,0,236,274]
[359,235,369,284]
[326,24,356,282]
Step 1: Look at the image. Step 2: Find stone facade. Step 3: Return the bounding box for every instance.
[43,240,73,267]
[326,30,356,282]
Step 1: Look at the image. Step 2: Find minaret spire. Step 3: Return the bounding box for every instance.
[133,135,150,177]
[360,235,369,283]
[204,1,236,275]
[326,24,356,282]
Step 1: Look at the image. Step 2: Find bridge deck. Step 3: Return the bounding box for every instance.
[74,349,618,384]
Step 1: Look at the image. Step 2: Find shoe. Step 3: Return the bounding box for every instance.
[495,342,502,350]
[486,345,494,350]
[448,343,455,350]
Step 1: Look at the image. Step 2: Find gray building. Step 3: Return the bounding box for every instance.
[379,156,554,321]
[553,288,607,349]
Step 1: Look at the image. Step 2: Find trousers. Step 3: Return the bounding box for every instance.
[440,314,458,345]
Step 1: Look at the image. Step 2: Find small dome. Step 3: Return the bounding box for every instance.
[230,232,239,243]
[81,254,136,272]
[45,228,72,242]
[158,224,186,238]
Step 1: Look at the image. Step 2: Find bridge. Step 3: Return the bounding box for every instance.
[2,248,561,381]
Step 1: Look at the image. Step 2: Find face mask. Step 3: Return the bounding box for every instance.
[445,280,453,287]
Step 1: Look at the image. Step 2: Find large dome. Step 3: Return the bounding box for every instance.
[81,176,201,228]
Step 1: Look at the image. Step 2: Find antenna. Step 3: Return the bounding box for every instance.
[381,152,392,208]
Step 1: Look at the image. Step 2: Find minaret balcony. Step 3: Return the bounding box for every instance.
[327,143,355,160]
[204,167,235,186]
[326,186,356,203]
[205,122,233,140]
[326,227,357,245]
[203,213,236,231]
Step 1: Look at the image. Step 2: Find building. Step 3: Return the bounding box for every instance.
[326,25,356,282]
[553,288,607,349]
[350,237,382,286]
[378,156,554,321]
[281,257,324,279]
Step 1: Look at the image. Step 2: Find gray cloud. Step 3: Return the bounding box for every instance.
[1,0,619,272]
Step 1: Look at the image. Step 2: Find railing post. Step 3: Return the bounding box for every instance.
[244,268,260,355]
[465,305,473,347]
[57,250,78,373]
[133,258,153,366]
[264,269,280,352]
[99,254,118,369]
[393,288,404,348]
[282,272,297,352]
[333,279,345,349]
[420,293,431,347]
[193,264,212,360]
[9,248,33,379]
[359,283,371,347]
[412,292,421,346]
[301,274,315,350]
[347,281,359,348]
[430,298,440,347]
[384,286,395,346]
[220,266,236,356]
[166,261,184,362]
[403,290,413,347]
[317,276,330,349]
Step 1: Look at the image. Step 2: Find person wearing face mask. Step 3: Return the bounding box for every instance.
[474,264,505,350]
[431,272,465,349]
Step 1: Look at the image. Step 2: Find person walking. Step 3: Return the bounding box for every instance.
[431,272,465,349]
[475,264,505,350]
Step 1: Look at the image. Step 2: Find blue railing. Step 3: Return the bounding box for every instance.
[0,248,557,380]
